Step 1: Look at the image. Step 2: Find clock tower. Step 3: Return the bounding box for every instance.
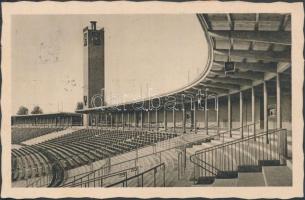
[83,21,105,109]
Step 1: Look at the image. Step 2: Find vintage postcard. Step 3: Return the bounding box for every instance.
[1,1,304,199]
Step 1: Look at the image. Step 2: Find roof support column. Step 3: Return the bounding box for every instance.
[194,103,197,134]
[276,75,282,129]
[95,114,98,127]
[205,91,209,135]
[101,113,103,127]
[164,109,167,131]
[83,114,89,128]
[121,112,125,131]
[173,108,176,133]
[115,113,118,130]
[141,111,143,130]
[148,110,151,131]
[105,112,108,128]
[216,96,219,134]
[128,112,130,130]
[155,109,159,131]
[96,114,99,127]
[228,95,232,137]
[252,87,256,140]
[240,91,244,138]
[134,111,137,129]
[182,104,186,134]
[264,81,269,143]
[110,113,113,129]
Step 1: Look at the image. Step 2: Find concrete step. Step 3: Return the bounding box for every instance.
[262,166,292,186]
[172,178,194,187]
[237,172,266,186]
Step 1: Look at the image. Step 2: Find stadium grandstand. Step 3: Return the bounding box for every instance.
[11,112,83,127]
[11,13,292,187]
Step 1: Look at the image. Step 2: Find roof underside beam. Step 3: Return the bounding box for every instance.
[200,81,240,90]
[209,30,291,45]
[214,49,291,62]
[213,61,277,73]
[195,85,229,94]
[206,76,253,86]
[210,70,264,80]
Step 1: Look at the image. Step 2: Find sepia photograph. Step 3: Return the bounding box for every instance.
[1,1,304,199]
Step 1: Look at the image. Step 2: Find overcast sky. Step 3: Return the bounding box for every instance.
[11,14,208,114]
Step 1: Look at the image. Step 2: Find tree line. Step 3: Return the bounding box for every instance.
[16,102,84,115]
[16,106,43,115]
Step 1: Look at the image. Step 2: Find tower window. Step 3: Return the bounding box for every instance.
[92,32,101,45]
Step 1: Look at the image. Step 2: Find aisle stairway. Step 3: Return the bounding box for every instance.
[110,129,292,187]
[98,131,230,187]
[22,127,83,145]
[190,128,292,187]
[207,165,292,187]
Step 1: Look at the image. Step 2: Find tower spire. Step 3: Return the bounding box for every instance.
[90,21,97,30]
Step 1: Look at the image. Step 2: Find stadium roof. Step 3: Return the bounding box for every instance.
[77,13,291,114]
[12,112,82,118]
